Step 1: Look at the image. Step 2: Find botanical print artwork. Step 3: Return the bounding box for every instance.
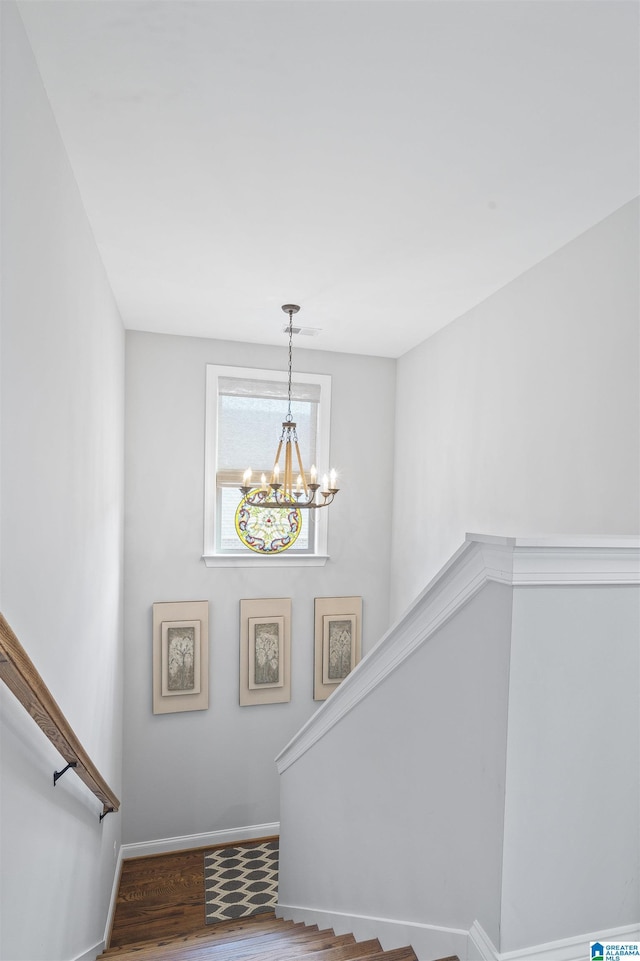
[328,619,353,680]
[167,626,195,691]
[153,604,208,714]
[241,602,290,705]
[314,597,361,701]
[254,622,280,685]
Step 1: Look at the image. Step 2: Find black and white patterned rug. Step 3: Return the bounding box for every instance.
[204,839,279,924]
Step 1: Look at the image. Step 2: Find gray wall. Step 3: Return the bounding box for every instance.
[390,200,640,618]
[123,331,395,843]
[0,5,125,959]
[279,580,514,949]
[501,585,640,951]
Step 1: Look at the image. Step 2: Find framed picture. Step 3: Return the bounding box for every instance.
[161,620,201,696]
[152,600,209,714]
[240,598,291,706]
[314,596,362,700]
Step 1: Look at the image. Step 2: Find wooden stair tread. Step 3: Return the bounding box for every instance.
[100,917,422,961]
[106,911,284,947]
[104,929,355,961]
[353,950,418,961]
[209,932,356,960]
[181,921,329,953]
[284,938,384,961]
[101,941,420,961]
[102,915,300,954]
[110,930,345,960]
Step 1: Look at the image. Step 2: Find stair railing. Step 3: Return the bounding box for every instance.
[0,612,120,820]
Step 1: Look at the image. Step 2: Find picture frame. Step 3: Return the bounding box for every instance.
[152,600,209,714]
[240,598,291,706]
[314,596,362,700]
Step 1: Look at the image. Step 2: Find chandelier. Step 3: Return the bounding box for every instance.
[238,304,339,511]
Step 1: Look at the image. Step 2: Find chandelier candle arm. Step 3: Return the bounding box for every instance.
[238,481,338,510]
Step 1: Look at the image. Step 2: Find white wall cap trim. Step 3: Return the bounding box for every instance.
[469,920,640,961]
[276,534,640,774]
[466,533,640,585]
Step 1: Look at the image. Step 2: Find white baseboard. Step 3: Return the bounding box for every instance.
[468,921,499,960]
[71,940,105,961]
[102,822,279,950]
[276,910,640,961]
[469,920,640,961]
[276,901,468,961]
[102,844,125,947]
[120,820,280,861]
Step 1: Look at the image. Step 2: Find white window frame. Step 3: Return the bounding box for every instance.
[202,364,332,567]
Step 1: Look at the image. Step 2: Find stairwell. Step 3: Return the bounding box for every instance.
[98,913,439,961]
[99,845,459,961]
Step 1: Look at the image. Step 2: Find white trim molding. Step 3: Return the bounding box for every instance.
[203,363,332,565]
[277,902,468,961]
[469,920,640,961]
[499,534,640,586]
[203,553,328,568]
[120,820,280,861]
[72,940,106,961]
[276,534,640,774]
[275,910,640,961]
[103,843,124,948]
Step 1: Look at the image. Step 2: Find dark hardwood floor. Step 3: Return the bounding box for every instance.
[109,846,210,947]
[109,838,277,948]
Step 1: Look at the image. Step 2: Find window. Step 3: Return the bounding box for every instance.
[203,365,332,566]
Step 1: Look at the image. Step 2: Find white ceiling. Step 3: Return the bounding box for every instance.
[17,1,639,358]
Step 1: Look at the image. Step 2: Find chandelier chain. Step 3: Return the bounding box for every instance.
[286,309,293,421]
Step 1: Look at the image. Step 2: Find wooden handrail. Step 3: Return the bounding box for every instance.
[0,613,120,818]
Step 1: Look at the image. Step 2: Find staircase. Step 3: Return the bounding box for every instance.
[99,913,436,961]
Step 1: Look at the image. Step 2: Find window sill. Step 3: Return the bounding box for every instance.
[202,553,329,568]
